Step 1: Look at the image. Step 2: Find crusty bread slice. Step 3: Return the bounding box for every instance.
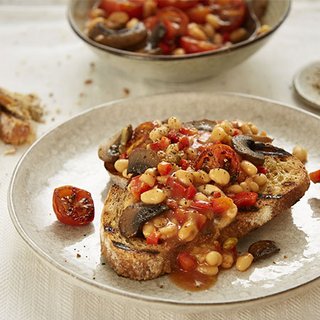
[100,155,309,280]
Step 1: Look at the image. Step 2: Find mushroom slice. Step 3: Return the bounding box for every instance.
[186,119,218,132]
[88,22,147,50]
[248,240,280,261]
[232,135,265,166]
[127,148,160,176]
[232,135,291,166]
[119,203,169,238]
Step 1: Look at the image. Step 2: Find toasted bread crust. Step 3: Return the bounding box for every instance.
[101,155,310,280]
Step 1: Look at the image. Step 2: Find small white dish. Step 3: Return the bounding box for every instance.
[8,92,320,312]
[294,61,320,109]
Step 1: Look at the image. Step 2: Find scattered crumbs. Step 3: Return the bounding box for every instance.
[73,248,76,251]
[79,92,85,98]
[83,245,86,248]
[84,79,93,85]
[283,255,288,259]
[93,277,96,280]
[85,256,88,258]
[66,54,71,60]
[55,108,61,114]
[83,234,87,237]
[159,284,164,289]
[123,87,130,96]
[90,62,96,70]
[49,92,54,98]
[76,253,81,258]
[57,61,62,67]
[4,147,16,155]
[51,117,55,122]
[101,262,106,265]
[273,261,276,264]
[64,259,67,263]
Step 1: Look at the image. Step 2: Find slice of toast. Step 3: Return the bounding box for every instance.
[100,154,309,280]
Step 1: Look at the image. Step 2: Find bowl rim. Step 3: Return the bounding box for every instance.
[67,0,291,61]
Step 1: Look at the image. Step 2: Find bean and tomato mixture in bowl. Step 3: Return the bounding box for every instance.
[100,117,281,289]
[86,0,270,55]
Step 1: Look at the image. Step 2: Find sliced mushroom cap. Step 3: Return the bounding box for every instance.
[248,240,280,261]
[119,203,169,238]
[232,135,291,166]
[127,148,160,176]
[88,22,147,49]
[186,119,218,132]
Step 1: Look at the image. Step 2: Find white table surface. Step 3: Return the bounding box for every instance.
[1,0,320,319]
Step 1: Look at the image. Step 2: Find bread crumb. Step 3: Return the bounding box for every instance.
[76,253,81,258]
[84,79,93,85]
[4,147,16,155]
[283,255,287,259]
[123,88,130,96]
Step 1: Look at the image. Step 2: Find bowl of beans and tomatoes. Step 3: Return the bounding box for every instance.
[68,0,290,82]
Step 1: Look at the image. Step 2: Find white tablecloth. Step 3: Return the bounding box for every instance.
[1,1,320,319]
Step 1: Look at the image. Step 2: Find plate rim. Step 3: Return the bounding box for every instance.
[8,91,320,309]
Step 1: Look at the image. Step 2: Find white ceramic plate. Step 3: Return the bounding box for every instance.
[8,92,320,311]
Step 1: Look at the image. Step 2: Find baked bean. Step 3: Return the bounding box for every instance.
[209,168,230,186]
[205,251,223,267]
[211,126,227,142]
[142,222,155,238]
[194,192,208,201]
[178,219,198,242]
[193,170,211,184]
[198,184,223,196]
[167,116,182,130]
[159,223,178,239]
[227,184,243,194]
[188,23,208,41]
[241,160,258,176]
[172,48,186,55]
[114,159,129,173]
[222,237,238,250]
[141,188,166,204]
[197,265,219,276]
[221,253,234,269]
[240,181,251,192]
[236,253,254,271]
[206,13,221,29]
[253,173,267,186]
[292,145,308,163]
[175,169,194,186]
[248,181,259,192]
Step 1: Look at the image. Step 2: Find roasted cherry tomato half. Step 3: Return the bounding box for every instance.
[52,186,94,226]
[230,191,258,208]
[156,7,189,40]
[309,169,320,184]
[180,36,220,53]
[212,0,246,32]
[177,252,197,272]
[158,0,201,10]
[99,0,144,18]
[193,143,240,179]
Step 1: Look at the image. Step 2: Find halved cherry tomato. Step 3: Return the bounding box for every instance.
[180,158,190,170]
[178,136,190,150]
[157,7,189,41]
[193,143,240,179]
[310,170,320,184]
[179,126,198,136]
[99,0,144,18]
[52,186,94,226]
[230,191,258,208]
[190,200,212,213]
[158,0,200,10]
[177,252,197,272]
[187,4,211,24]
[213,0,246,33]
[146,231,160,245]
[129,176,152,200]
[180,36,220,53]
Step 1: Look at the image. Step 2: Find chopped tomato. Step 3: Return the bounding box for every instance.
[180,36,220,53]
[180,158,190,170]
[167,198,179,210]
[149,136,171,151]
[99,0,144,18]
[159,41,175,54]
[158,0,200,10]
[193,143,240,179]
[174,208,188,224]
[178,136,190,150]
[310,170,320,183]
[230,192,258,208]
[52,186,94,226]
[179,127,198,136]
[211,197,232,214]
[257,166,268,174]
[158,161,173,176]
[177,252,197,272]
[157,7,189,41]
[129,176,152,200]
[186,184,197,199]
[166,176,187,199]
[167,129,180,143]
[190,200,212,213]
[187,4,211,24]
[195,213,207,230]
[146,231,160,245]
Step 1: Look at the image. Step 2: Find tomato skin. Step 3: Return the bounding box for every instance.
[211,197,232,214]
[166,176,187,199]
[158,0,200,10]
[257,166,268,174]
[310,170,320,184]
[149,136,171,151]
[179,127,197,136]
[52,186,94,226]
[178,136,190,150]
[230,192,258,208]
[99,0,144,18]
[180,158,190,170]
[190,200,212,212]
[174,208,188,224]
[180,36,220,53]
[158,161,173,176]
[177,252,197,272]
[186,184,197,199]
[195,213,207,230]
